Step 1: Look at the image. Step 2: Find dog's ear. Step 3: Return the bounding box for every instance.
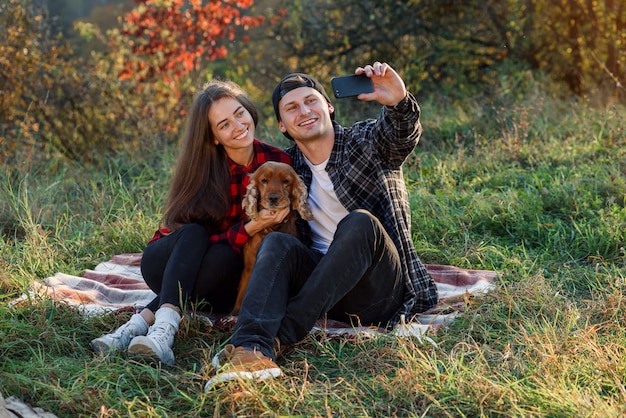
[292,173,314,220]
[242,174,260,220]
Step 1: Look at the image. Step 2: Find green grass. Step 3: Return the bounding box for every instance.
[1,88,625,417]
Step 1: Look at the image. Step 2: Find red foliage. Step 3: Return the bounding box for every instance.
[119,0,264,81]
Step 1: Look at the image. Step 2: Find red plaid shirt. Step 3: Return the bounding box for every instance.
[149,140,291,253]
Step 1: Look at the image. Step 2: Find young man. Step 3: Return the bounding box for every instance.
[205,62,438,390]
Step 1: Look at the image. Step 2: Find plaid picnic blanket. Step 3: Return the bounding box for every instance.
[15,253,498,343]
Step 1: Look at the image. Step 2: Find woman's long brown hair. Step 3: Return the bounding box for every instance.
[161,79,259,230]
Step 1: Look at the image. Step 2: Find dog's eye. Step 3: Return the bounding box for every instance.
[260,178,269,184]
[282,178,290,184]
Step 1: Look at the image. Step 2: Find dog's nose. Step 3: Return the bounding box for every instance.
[268,194,280,205]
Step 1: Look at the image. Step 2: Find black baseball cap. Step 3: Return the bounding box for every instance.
[271,73,334,127]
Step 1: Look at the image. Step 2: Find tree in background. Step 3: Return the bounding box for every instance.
[495,0,625,99]
[110,0,264,129]
[241,0,625,103]
[0,0,90,166]
[2,0,624,168]
[0,0,163,167]
[1,0,265,167]
[228,0,519,108]
[118,0,263,81]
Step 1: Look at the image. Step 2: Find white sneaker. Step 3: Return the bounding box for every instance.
[128,307,180,365]
[91,314,148,354]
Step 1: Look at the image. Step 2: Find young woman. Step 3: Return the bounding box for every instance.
[91,80,292,365]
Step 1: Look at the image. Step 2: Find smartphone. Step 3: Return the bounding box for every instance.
[330,74,374,98]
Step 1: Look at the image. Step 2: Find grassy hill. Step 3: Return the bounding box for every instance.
[1,83,624,416]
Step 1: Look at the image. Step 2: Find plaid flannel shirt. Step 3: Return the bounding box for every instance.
[149,140,291,254]
[286,93,439,325]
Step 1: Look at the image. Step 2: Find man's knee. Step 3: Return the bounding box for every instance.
[338,210,381,234]
[257,232,301,255]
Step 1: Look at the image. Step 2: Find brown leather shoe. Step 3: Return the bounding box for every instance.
[205,346,282,391]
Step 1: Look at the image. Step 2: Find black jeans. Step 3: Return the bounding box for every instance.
[140,223,243,313]
[232,209,405,359]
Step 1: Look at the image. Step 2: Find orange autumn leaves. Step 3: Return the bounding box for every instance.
[118,0,265,81]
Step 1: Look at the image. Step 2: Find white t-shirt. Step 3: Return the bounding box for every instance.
[305,157,349,254]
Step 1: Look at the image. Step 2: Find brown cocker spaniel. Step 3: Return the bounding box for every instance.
[232,161,313,315]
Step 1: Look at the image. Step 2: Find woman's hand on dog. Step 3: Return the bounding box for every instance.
[244,207,291,236]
